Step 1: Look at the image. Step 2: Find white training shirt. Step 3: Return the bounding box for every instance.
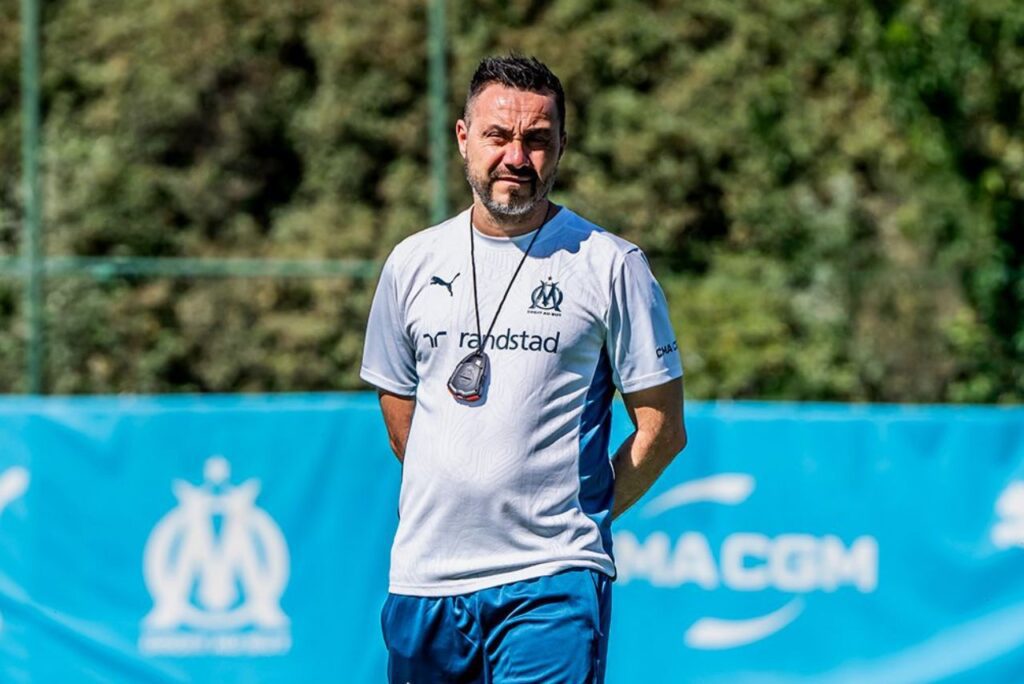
[361,206,682,597]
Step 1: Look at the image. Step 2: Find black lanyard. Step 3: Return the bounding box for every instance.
[447,203,556,402]
[468,202,555,350]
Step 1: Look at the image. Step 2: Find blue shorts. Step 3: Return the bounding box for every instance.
[381,568,612,684]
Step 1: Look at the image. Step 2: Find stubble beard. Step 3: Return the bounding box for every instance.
[465,161,558,224]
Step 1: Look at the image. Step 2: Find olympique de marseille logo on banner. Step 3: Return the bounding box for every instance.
[139,456,291,656]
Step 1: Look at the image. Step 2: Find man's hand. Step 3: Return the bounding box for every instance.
[378,390,415,463]
[611,379,687,519]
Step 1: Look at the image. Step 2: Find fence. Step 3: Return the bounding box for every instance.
[5,0,452,393]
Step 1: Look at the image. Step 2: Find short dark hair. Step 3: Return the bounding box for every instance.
[464,55,566,134]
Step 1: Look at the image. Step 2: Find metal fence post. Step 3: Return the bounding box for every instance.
[428,0,448,225]
[20,0,44,394]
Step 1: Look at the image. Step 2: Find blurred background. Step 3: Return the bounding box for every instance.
[1,0,1021,401]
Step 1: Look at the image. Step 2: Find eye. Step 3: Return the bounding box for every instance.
[525,132,552,147]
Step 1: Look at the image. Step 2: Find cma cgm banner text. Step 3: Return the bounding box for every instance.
[0,396,1022,683]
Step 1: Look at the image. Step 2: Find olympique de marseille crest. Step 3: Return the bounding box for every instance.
[139,456,291,656]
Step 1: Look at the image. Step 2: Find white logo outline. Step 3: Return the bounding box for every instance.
[0,467,29,517]
[642,473,755,517]
[992,481,1024,549]
[139,456,291,656]
[684,597,805,650]
[0,466,30,633]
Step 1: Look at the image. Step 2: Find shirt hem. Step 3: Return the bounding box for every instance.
[618,367,684,394]
[360,367,417,396]
[388,559,615,597]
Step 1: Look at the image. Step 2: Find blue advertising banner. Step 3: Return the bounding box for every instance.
[0,395,1022,683]
[0,395,399,684]
[609,402,1024,684]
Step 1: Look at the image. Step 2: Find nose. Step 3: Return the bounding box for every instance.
[503,139,528,169]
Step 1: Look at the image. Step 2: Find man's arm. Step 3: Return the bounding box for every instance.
[377,390,415,463]
[611,378,687,520]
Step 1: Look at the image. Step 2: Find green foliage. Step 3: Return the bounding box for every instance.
[0,0,1021,400]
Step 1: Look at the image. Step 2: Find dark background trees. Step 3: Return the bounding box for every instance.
[0,0,1020,401]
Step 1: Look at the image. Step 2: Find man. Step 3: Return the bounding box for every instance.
[361,55,686,684]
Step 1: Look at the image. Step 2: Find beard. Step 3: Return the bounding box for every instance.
[464,161,558,223]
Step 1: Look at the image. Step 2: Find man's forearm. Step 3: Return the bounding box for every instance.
[378,391,415,463]
[611,379,687,520]
[610,425,686,520]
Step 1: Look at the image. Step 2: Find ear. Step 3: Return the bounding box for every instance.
[558,129,568,160]
[456,119,469,159]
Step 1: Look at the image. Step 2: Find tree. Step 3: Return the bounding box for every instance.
[0,0,1020,401]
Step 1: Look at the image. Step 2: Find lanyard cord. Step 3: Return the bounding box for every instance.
[469,203,555,350]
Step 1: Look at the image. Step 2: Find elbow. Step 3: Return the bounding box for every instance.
[665,423,687,457]
[646,423,686,462]
[636,414,687,463]
[670,429,687,456]
[676,429,688,454]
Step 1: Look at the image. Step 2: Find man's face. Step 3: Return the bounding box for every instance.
[457,84,565,222]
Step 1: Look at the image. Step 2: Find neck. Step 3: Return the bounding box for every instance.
[472,199,555,238]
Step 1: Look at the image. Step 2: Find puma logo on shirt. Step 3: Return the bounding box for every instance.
[430,273,460,296]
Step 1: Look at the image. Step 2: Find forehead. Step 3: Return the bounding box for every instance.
[467,83,559,130]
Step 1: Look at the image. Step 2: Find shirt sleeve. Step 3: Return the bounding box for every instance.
[360,252,418,395]
[605,248,683,394]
